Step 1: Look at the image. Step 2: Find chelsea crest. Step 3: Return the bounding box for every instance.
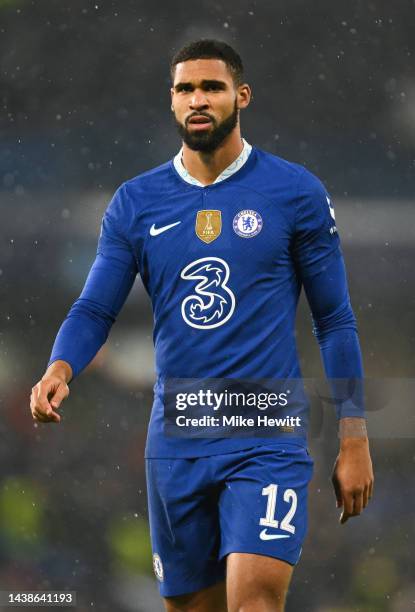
[233,209,263,238]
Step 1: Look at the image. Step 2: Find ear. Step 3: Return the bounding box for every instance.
[237,83,252,110]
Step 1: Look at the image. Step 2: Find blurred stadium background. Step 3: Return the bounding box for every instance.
[1,1,414,610]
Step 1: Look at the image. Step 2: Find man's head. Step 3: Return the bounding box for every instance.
[170,39,251,153]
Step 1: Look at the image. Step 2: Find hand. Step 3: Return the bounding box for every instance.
[30,361,72,423]
[331,437,374,524]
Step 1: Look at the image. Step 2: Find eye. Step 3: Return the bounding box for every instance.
[206,84,221,91]
[176,85,193,93]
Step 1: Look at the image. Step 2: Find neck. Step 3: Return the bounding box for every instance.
[181,128,244,186]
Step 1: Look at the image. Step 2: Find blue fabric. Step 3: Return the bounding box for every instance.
[302,253,364,418]
[146,443,314,597]
[48,146,365,457]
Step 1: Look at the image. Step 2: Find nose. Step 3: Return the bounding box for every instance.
[189,89,209,110]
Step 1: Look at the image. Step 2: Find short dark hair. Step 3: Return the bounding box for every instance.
[170,39,244,86]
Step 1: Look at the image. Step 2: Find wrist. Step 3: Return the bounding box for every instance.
[44,360,73,384]
[338,416,367,439]
[338,418,369,452]
[339,436,369,451]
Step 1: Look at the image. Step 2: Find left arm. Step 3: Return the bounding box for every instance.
[293,167,374,523]
[302,254,374,523]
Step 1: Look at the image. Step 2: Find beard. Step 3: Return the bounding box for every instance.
[174,99,239,153]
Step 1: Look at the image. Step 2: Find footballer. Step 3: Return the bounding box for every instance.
[30,40,374,611]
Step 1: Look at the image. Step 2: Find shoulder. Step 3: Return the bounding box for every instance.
[252,149,333,231]
[244,147,326,216]
[105,159,179,224]
[123,160,177,197]
[249,147,325,198]
[253,147,306,182]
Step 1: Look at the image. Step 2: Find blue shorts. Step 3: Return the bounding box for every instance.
[146,443,314,597]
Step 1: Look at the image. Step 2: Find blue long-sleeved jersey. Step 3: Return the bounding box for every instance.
[48,145,364,457]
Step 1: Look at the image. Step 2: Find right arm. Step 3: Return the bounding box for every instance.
[30,185,139,423]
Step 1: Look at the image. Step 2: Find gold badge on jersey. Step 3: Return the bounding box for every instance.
[195,210,222,244]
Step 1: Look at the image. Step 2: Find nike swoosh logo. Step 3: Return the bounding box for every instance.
[259,529,290,541]
[150,221,181,236]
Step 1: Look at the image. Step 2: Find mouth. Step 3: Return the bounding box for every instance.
[187,115,213,130]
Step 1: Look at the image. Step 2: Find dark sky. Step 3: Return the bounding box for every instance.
[1,0,414,195]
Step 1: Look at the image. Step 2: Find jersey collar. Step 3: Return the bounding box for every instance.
[173,138,252,187]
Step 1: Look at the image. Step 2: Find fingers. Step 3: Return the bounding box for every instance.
[340,486,370,524]
[331,461,343,508]
[352,490,363,516]
[30,378,68,424]
[333,447,374,524]
[340,490,355,524]
[365,477,374,508]
[361,479,373,512]
[31,397,61,423]
[36,380,54,414]
[332,476,343,508]
[50,382,69,409]
[33,408,60,423]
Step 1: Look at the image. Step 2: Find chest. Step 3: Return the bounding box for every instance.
[131,186,294,286]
